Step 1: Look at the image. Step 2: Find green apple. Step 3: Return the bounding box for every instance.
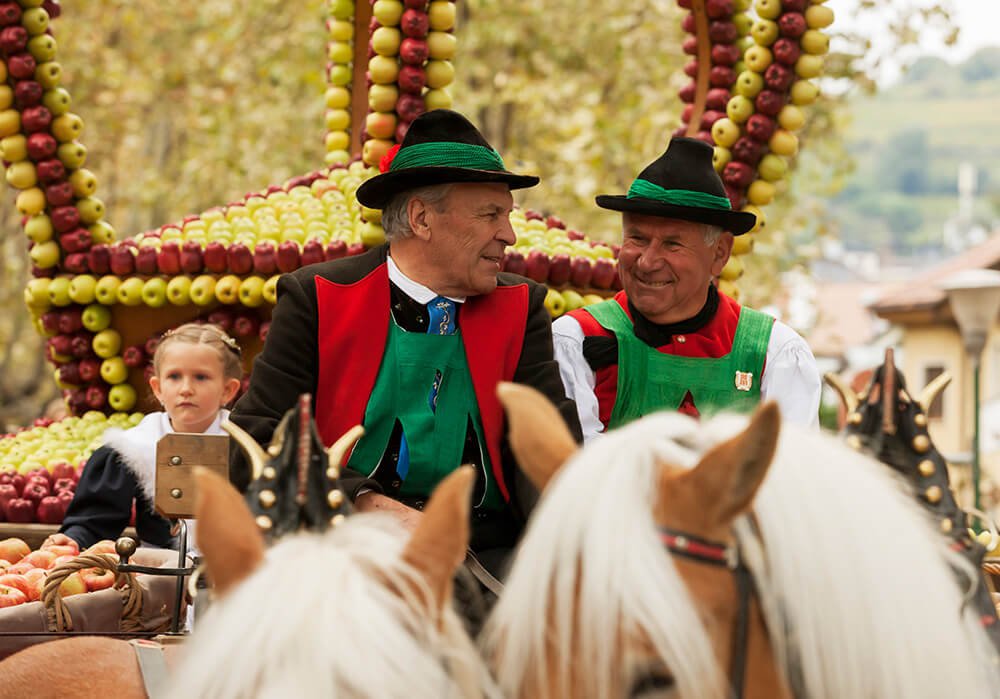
[51,113,84,143]
[795,54,823,79]
[732,234,755,256]
[190,275,217,306]
[747,179,775,206]
[263,275,280,305]
[327,41,353,65]
[369,56,399,84]
[89,220,115,245]
[108,383,138,412]
[712,146,732,173]
[325,109,350,132]
[365,111,397,140]
[69,168,98,197]
[582,294,605,306]
[29,241,61,271]
[76,197,105,224]
[238,276,266,307]
[363,138,393,168]
[777,104,806,131]
[360,221,386,247]
[790,80,819,106]
[805,5,834,29]
[69,275,98,305]
[327,64,352,87]
[57,141,87,169]
[428,1,455,31]
[757,154,787,182]
[42,87,71,115]
[100,357,129,386]
[768,129,799,156]
[21,7,49,34]
[16,188,43,218]
[711,118,740,148]
[215,275,242,304]
[92,328,122,358]
[325,130,350,152]
[427,31,457,60]
[24,277,51,310]
[45,276,71,306]
[328,19,354,41]
[733,13,753,36]
[326,86,351,109]
[6,161,38,189]
[800,29,829,55]
[561,290,585,312]
[27,35,56,62]
[425,60,454,89]
[368,84,399,112]
[141,277,168,308]
[372,0,404,26]
[35,62,61,89]
[424,89,453,111]
[543,288,566,318]
[0,109,21,138]
[1,134,27,162]
[166,276,192,305]
[720,255,744,282]
[751,19,779,46]
[329,0,354,20]
[754,0,782,20]
[371,27,401,57]
[734,71,764,98]
[0,85,12,111]
[94,276,122,305]
[116,277,145,306]
[81,304,112,332]
[743,45,772,73]
[725,95,754,124]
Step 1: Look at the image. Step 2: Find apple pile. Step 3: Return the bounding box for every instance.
[0,537,119,608]
[674,0,832,296]
[0,458,79,524]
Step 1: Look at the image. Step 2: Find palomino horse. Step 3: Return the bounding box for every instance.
[483,383,1000,699]
[0,466,494,699]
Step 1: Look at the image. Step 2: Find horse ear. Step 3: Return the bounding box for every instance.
[403,465,475,611]
[194,466,265,596]
[496,381,578,492]
[666,402,781,531]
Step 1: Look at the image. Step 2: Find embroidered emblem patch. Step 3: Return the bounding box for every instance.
[734,371,753,392]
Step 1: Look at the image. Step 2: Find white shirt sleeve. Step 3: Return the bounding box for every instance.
[762,320,822,428]
[552,315,605,442]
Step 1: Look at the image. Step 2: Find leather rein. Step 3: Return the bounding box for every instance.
[660,527,754,699]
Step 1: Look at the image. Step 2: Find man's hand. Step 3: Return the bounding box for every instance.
[41,532,76,549]
[354,492,423,532]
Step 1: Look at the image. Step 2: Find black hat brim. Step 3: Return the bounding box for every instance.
[356,167,539,209]
[596,195,757,236]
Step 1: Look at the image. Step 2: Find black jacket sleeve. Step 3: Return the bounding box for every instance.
[503,278,584,521]
[228,269,380,497]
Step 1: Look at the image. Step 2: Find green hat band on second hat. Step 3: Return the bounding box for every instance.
[389,141,506,173]
[627,178,732,211]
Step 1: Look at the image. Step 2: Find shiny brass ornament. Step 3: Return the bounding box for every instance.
[917,460,935,477]
[912,435,930,453]
[255,515,273,531]
[327,490,344,509]
[924,485,942,504]
[258,490,276,509]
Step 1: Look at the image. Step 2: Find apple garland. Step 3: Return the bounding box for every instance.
[325,2,356,167]
[674,0,832,298]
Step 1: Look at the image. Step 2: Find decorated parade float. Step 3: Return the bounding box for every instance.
[0,0,837,641]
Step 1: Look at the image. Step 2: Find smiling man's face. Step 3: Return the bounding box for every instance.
[617,213,732,324]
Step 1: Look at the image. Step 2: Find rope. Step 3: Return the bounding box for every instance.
[40,552,143,632]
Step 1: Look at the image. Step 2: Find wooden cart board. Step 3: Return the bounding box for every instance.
[155,433,229,519]
[0,524,139,550]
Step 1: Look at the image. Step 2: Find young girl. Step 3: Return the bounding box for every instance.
[44,323,243,551]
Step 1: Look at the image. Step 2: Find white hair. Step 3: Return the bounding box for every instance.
[484,411,1000,699]
[166,513,498,699]
[701,223,723,246]
[381,184,453,242]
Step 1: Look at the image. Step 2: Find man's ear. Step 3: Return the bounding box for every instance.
[710,232,734,278]
[407,196,433,241]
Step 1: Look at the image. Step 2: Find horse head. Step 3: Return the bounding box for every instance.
[485,382,1000,699]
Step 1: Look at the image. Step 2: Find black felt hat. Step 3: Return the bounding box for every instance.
[596,137,757,235]
[355,109,539,209]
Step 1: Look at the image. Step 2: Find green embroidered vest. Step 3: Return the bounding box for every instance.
[346,319,503,510]
[584,299,772,429]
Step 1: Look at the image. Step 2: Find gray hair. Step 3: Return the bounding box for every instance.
[701,224,724,246]
[381,184,454,242]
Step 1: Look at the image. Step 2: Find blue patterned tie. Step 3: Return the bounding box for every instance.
[427,296,456,336]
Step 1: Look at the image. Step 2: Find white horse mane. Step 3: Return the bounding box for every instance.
[484,411,1000,699]
[166,513,498,699]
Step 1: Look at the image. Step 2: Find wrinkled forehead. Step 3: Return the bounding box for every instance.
[622,212,707,239]
[446,181,514,209]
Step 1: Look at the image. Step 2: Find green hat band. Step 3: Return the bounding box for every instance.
[627,178,732,211]
[389,142,506,173]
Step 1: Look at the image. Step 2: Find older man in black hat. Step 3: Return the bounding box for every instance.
[554,137,820,439]
[231,110,581,580]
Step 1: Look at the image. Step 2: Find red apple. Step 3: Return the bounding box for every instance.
[400,8,429,37]
[227,242,253,275]
[746,114,776,143]
[700,109,724,131]
[22,550,57,570]
[134,246,158,276]
[0,486,20,521]
[122,344,146,368]
[772,38,801,66]
[35,494,67,524]
[143,335,161,359]
[51,461,76,483]
[80,567,115,592]
[545,215,566,230]
[206,309,236,333]
[502,249,526,276]
[70,332,94,358]
[22,569,45,602]
[51,205,80,234]
[683,60,698,79]
[524,250,551,283]
[778,12,807,38]
[87,244,111,275]
[755,89,785,117]
[59,228,92,254]
[35,157,65,183]
[233,313,260,338]
[0,474,26,497]
[397,64,426,94]
[681,14,696,35]
[396,93,425,122]
[0,574,32,600]
[22,481,49,506]
[732,136,765,166]
[399,37,428,65]
[0,537,31,563]
[679,81,696,103]
[301,239,325,266]
[20,104,51,134]
[57,362,81,387]
[42,1,61,19]
[202,241,228,273]
[62,252,89,274]
[722,161,755,188]
[764,63,794,92]
[0,3,22,26]
[0,26,27,54]
[177,240,203,275]
[682,36,698,55]
[524,210,544,221]
[346,242,366,257]
[708,20,737,44]
[591,259,616,290]
[705,0,733,19]
[324,239,347,262]
[0,584,27,607]
[709,65,735,88]
[706,88,731,111]
[156,241,182,275]
[53,478,75,495]
[14,80,43,109]
[547,254,572,286]
[569,258,594,288]
[276,241,301,273]
[711,42,741,66]
[26,131,57,161]
[252,241,277,275]
[57,308,83,334]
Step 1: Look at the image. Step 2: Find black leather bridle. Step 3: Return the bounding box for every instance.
[660,527,755,699]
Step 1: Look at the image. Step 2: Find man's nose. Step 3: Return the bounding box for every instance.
[636,245,664,272]
[497,218,516,246]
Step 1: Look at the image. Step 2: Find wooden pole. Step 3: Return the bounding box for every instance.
[350,0,374,160]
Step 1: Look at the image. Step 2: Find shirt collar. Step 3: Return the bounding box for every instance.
[629,284,719,346]
[387,254,465,305]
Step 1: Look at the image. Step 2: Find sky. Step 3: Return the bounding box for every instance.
[827,0,1000,83]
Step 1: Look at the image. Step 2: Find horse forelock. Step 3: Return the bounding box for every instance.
[483,412,727,699]
[739,423,1000,699]
[166,513,496,699]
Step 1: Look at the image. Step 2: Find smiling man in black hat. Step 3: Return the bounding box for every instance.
[554,136,820,438]
[231,109,581,583]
